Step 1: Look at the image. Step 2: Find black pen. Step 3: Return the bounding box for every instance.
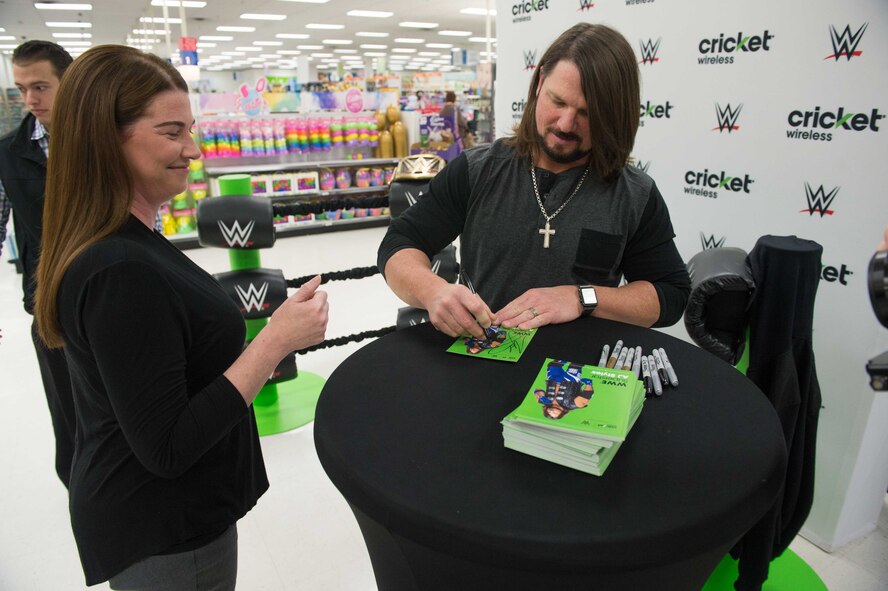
[460,270,490,336]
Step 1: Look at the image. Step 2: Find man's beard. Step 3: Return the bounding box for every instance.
[536,127,591,165]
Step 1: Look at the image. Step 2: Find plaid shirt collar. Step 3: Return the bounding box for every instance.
[31,118,50,155]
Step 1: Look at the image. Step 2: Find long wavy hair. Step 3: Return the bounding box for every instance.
[505,23,640,182]
[35,45,187,347]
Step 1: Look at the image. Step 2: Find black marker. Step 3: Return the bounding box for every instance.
[598,344,610,367]
[659,348,679,387]
[607,340,623,368]
[641,356,653,397]
[652,349,669,388]
[648,355,663,397]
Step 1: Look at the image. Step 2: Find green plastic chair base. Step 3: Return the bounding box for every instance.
[253,371,326,437]
[702,549,828,591]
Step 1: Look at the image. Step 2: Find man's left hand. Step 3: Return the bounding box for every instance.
[495,286,582,329]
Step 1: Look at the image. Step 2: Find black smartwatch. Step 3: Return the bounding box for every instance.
[578,285,598,313]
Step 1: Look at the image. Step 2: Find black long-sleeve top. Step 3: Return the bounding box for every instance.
[57,216,268,586]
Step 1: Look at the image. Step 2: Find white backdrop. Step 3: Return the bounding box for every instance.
[494,0,888,551]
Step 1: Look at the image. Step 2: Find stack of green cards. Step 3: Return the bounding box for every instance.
[446,325,537,363]
[501,358,646,476]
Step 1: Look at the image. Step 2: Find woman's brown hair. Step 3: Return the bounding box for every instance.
[35,45,187,347]
[505,23,640,182]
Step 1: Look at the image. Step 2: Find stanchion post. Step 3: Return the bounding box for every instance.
[218,174,278,407]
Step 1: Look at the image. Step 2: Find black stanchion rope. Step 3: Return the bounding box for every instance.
[273,195,388,218]
[286,265,380,288]
[296,326,396,355]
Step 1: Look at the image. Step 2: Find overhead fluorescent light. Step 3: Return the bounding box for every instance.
[394,38,423,44]
[46,21,91,27]
[399,22,438,29]
[217,25,255,32]
[0,44,17,49]
[199,35,233,40]
[311,52,333,57]
[58,40,92,46]
[439,30,472,37]
[305,23,344,29]
[196,42,216,47]
[222,51,246,55]
[253,41,283,46]
[34,3,92,10]
[277,50,301,55]
[469,37,496,43]
[52,32,92,38]
[460,8,496,15]
[413,57,431,62]
[360,44,386,49]
[356,32,388,37]
[275,33,309,39]
[151,0,206,7]
[141,17,181,23]
[334,48,358,53]
[346,10,392,18]
[0,36,15,40]
[392,48,417,53]
[234,46,263,52]
[323,39,352,45]
[418,51,440,56]
[426,43,452,48]
[297,45,323,50]
[132,29,167,35]
[363,52,386,57]
[240,13,286,21]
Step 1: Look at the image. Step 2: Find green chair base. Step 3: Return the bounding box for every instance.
[702,549,828,591]
[253,371,326,437]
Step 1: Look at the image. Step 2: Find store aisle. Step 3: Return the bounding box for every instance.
[0,226,885,590]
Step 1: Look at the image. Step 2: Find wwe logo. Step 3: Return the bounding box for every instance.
[523,50,537,71]
[825,23,867,61]
[801,183,839,217]
[408,317,428,326]
[430,258,442,276]
[404,190,422,207]
[634,160,651,173]
[577,0,595,11]
[234,282,269,313]
[713,103,742,133]
[700,233,726,250]
[638,38,662,65]
[217,219,255,248]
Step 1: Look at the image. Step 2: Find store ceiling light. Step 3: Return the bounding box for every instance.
[151,0,206,7]
[306,23,344,29]
[460,7,496,15]
[142,17,181,23]
[196,42,216,47]
[470,37,496,43]
[200,35,232,40]
[297,44,323,49]
[277,50,301,55]
[426,43,452,48]
[58,40,91,46]
[0,36,14,40]
[399,22,438,29]
[363,52,385,56]
[46,21,91,27]
[34,3,92,10]
[217,25,255,32]
[276,33,310,39]
[0,44,16,49]
[394,38,424,44]
[391,48,416,53]
[333,48,357,53]
[356,32,388,37]
[240,13,286,21]
[438,30,472,36]
[346,10,393,18]
[254,41,283,46]
[222,51,245,55]
[52,32,92,38]
[360,44,386,49]
[311,53,333,57]
[323,39,352,45]
[235,46,262,51]
[413,57,431,62]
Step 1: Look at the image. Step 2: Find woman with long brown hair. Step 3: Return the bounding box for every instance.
[35,45,328,589]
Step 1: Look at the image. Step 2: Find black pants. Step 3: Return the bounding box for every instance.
[30,320,76,488]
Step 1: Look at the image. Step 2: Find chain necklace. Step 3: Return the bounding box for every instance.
[530,159,591,248]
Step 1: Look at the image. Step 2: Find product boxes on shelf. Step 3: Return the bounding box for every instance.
[250,175,272,196]
[269,173,294,195]
[293,171,319,193]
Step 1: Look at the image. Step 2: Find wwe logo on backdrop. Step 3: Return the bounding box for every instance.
[713,103,742,133]
[430,259,442,275]
[523,50,537,70]
[801,183,839,217]
[825,23,867,61]
[577,0,595,11]
[634,160,651,173]
[234,282,269,313]
[404,191,422,207]
[638,38,662,65]
[700,233,726,250]
[217,219,255,248]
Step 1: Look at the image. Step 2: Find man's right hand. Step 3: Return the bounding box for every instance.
[424,283,494,339]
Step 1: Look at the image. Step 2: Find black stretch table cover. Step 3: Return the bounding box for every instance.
[315,318,786,577]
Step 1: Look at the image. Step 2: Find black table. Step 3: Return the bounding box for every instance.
[315,318,787,591]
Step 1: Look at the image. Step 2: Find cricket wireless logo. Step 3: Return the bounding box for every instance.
[234,282,270,313]
[713,103,742,133]
[577,0,595,11]
[218,219,255,248]
[639,38,661,65]
[698,30,774,64]
[825,23,867,61]
[511,97,526,122]
[683,168,754,199]
[522,50,537,71]
[801,183,839,217]
[700,233,726,250]
[786,106,884,142]
[638,100,673,126]
[512,0,549,23]
[821,262,852,285]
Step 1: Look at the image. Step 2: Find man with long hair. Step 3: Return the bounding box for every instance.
[0,40,75,488]
[378,24,689,339]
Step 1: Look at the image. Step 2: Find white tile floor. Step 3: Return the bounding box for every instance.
[0,226,885,591]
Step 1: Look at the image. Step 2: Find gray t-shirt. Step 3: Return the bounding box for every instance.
[379,139,690,326]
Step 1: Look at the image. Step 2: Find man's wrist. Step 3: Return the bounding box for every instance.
[577,285,599,316]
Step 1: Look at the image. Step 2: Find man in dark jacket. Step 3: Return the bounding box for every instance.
[0,40,74,487]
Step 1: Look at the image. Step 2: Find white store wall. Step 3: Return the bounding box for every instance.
[494,0,888,552]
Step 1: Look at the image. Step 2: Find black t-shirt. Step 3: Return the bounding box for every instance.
[57,216,268,585]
